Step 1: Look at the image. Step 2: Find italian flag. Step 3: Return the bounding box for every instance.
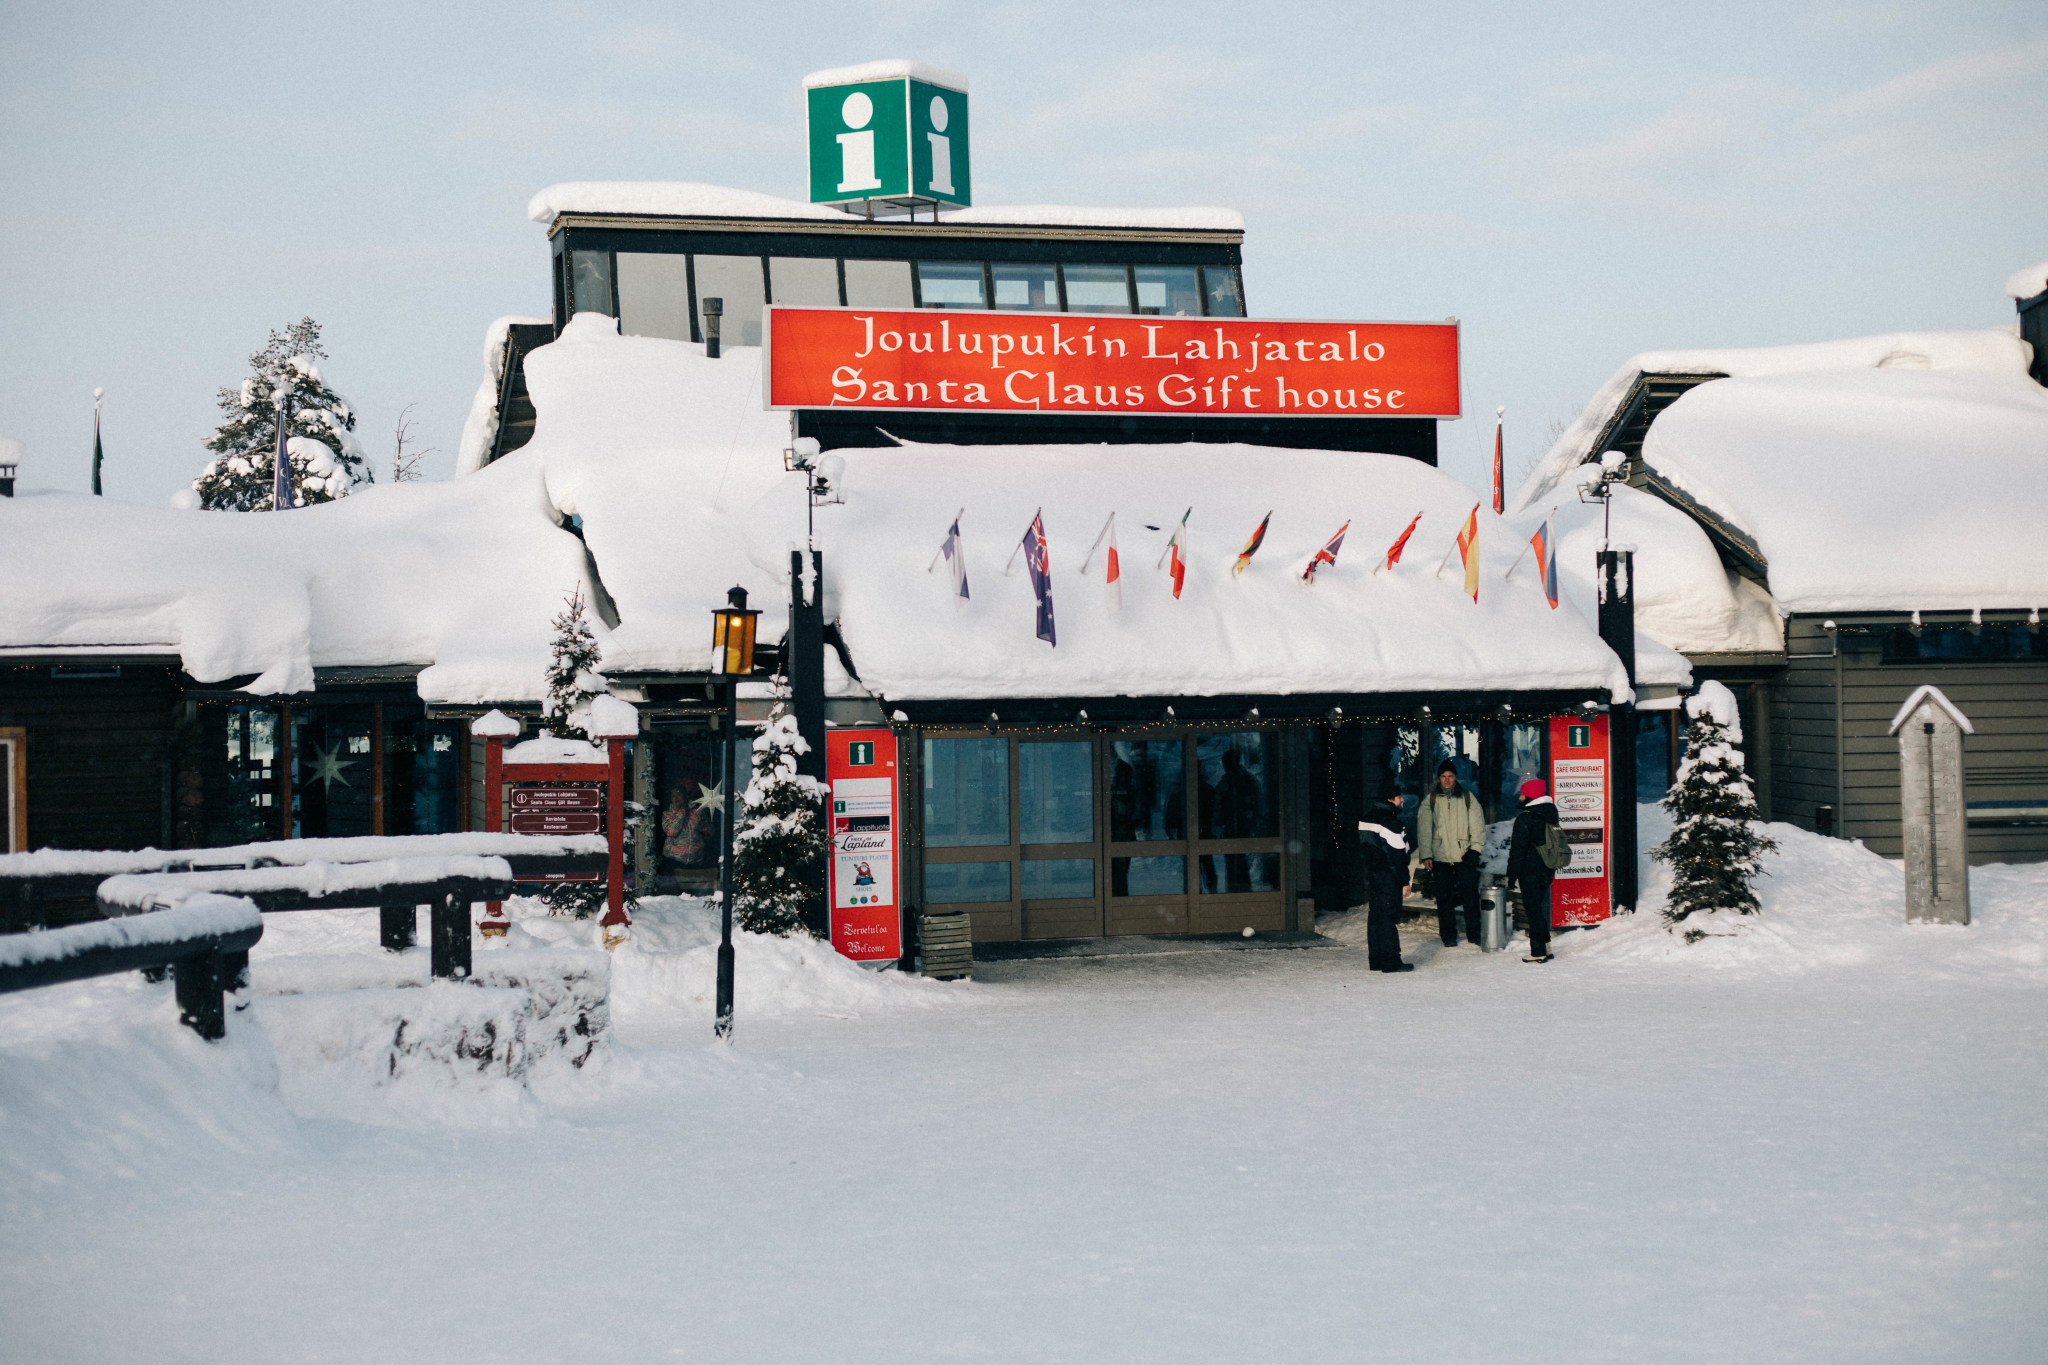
[1161,508,1190,599]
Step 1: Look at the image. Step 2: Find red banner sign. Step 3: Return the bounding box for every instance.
[1547,715,1611,926]
[825,730,901,963]
[764,307,1461,420]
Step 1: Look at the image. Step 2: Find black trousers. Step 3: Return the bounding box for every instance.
[1366,903,1403,968]
[1433,855,1481,945]
[1521,872,1555,956]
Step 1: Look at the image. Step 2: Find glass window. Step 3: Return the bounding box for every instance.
[769,256,841,307]
[1201,266,1243,317]
[991,262,1060,311]
[922,736,1009,846]
[1196,732,1276,839]
[1022,858,1095,900]
[570,250,614,316]
[1112,855,1185,897]
[411,721,463,834]
[916,260,986,308]
[1883,624,2035,660]
[1499,722,1545,816]
[616,253,691,340]
[1637,712,1673,803]
[844,259,914,307]
[1200,852,1279,894]
[925,860,1011,904]
[1061,264,1131,314]
[691,254,766,347]
[1134,265,1202,317]
[1019,742,1093,844]
[654,736,747,872]
[1110,740,1184,841]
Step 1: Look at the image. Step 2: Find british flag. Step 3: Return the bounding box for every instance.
[1301,521,1351,585]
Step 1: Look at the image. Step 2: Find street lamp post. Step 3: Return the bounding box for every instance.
[709,584,760,1038]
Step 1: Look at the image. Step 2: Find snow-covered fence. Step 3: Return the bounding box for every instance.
[0,892,264,1040]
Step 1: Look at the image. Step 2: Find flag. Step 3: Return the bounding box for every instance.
[1302,521,1351,585]
[272,390,295,510]
[1021,509,1056,646]
[1491,408,1505,515]
[91,390,105,497]
[1103,517,1122,614]
[1232,511,1272,576]
[1160,507,1191,599]
[1531,514,1559,609]
[940,512,969,604]
[1456,504,1480,602]
[1382,511,1423,572]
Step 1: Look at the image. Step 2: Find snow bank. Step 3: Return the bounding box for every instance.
[0,895,260,969]
[803,59,967,91]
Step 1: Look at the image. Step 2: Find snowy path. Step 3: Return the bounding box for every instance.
[4,832,2046,1362]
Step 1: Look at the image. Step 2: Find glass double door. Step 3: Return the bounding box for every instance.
[921,729,1285,941]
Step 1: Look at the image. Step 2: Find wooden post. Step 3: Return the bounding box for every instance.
[278,702,294,840]
[483,735,505,925]
[370,703,385,836]
[601,740,629,942]
[431,892,472,979]
[174,951,227,1040]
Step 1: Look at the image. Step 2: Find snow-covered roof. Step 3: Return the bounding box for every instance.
[802,59,967,92]
[526,181,1243,233]
[1509,326,2048,617]
[2006,261,2048,301]
[1888,684,1974,736]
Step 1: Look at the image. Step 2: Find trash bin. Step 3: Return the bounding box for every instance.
[921,907,973,980]
[1477,874,1510,953]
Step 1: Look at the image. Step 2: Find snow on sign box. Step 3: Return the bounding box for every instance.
[806,61,969,206]
[826,729,901,963]
[1548,715,1611,926]
[764,308,1461,419]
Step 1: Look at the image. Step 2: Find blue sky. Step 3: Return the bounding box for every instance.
[3,1,2043,505]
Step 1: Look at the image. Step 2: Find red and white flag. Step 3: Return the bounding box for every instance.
[1082,512,1122,614]
[1491,407,1505,515]
[1302,521,1351,585]
[1156,507,1191,600]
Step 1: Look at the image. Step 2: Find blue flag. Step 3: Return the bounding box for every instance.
[942,513,969,603]
[1022,509,1055,647]
[272,390,295,510]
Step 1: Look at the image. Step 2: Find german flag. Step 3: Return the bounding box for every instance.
[1232,511,1272,576]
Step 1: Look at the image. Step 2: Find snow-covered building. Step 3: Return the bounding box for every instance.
[1510,266,2048,864]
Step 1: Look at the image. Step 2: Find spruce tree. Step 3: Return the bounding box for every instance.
[1651,681,1777,940]
[193,317,368,511]
[731,692,829,937]
[535,588,625,920]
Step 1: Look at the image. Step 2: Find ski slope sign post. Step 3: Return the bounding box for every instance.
[825,729,902,962]
[1548,714,1612,926]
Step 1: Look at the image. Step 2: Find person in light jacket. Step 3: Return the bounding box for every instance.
[1506,778,1561,963]
[1356,782,1414,972]
[1416,758,1485,947]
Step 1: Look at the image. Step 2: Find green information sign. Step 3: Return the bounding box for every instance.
[806,63,969,207]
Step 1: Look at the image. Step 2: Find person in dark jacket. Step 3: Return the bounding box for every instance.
[1357,782,1414,973]
[1506,777,1561,962]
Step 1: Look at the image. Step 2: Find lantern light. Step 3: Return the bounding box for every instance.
[710,585,760,676]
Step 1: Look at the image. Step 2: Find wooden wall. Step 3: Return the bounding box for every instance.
[0,664,185,852]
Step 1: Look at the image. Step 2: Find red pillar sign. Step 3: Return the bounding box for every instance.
[1547,715,1612,926]
[824,729,901,962]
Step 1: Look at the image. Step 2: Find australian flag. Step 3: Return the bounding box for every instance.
[1022,509,1056,647]
[272,390,295,510]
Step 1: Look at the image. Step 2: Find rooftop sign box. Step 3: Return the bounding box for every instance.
[764,307,1461,419]
[806,60,970,208]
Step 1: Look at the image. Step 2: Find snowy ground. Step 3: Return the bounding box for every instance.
[3,818,2044,1363]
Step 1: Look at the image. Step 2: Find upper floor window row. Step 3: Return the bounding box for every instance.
[568,250,1245,348]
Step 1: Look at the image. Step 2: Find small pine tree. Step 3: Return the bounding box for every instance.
[194,317,368,511]
[1652,680,1777,940]
[535,587,625,920]
[731,692,829,937]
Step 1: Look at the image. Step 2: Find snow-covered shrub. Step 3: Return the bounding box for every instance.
[1652,680,1777,940]
[533,588,638,920]
[193,317,368,510]
[732,692,829,938]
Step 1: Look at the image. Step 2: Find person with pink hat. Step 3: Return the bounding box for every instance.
[1505,777,1565,962]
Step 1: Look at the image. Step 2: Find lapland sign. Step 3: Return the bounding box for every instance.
[763,307,1462,419]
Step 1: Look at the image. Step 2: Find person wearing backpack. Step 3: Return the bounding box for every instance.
[1506,777,1567,962]
[1416,758,1486,947]
[1356,781,1414,973]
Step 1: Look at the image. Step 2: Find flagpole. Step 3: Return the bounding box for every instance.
[1156,507,1190,570]
[91,387,104,497]
[927,508,965,572]
[1502,505,1558,580]
[1435,504,1477,578]
[1080,512,1115,575]
[1003,508,1040,576]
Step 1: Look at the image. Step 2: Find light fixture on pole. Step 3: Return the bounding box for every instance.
[709,584,760,1038]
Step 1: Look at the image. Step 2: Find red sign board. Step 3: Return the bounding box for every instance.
[510,810,603,835]
[825,730,901,963]
[509,787,602,881]
[764,307,1461,420]
[1547,715,1611,926]
[511,788,601,810]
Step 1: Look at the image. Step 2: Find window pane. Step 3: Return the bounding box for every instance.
[769,256,840,306]
[1022,858,1094,900]
[1111,855,1185,897]
[571,250,614,316]
[1200,852,1279,894]
[1201,266,1243,317]
[1498,722,1546,817]
[1196,732,1276,839]
[1019,742,1093,844]
[616,253,691,340]
[922,736,1009,847]
[917,260,986,308]
[1062,264,1131,314]
[1636,712,1673,803]
[1110,740,1184,841]
[925,860,1011,904]
[992,261,1060,311]
[692,254,766,347]
[1134,265,1201,317]
[844,259,914,307]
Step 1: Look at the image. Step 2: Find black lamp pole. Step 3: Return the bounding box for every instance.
[715,671,737,1037]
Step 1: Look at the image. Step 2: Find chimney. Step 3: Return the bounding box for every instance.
[2012,263,2048,388]
[0,437,21,497]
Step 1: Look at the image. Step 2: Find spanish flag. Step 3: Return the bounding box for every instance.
[1232,511,1272,576]
[1456,505,1480,602]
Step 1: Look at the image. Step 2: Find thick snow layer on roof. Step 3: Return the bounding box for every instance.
[2006,261,2048,301]
[0,462,600,702]
[528,182,851,225]
[738,443,1638,702]
[939,204,1245,232]
[1510,327,2048,615]
[456,315,549,477]
[803,59,967,91]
